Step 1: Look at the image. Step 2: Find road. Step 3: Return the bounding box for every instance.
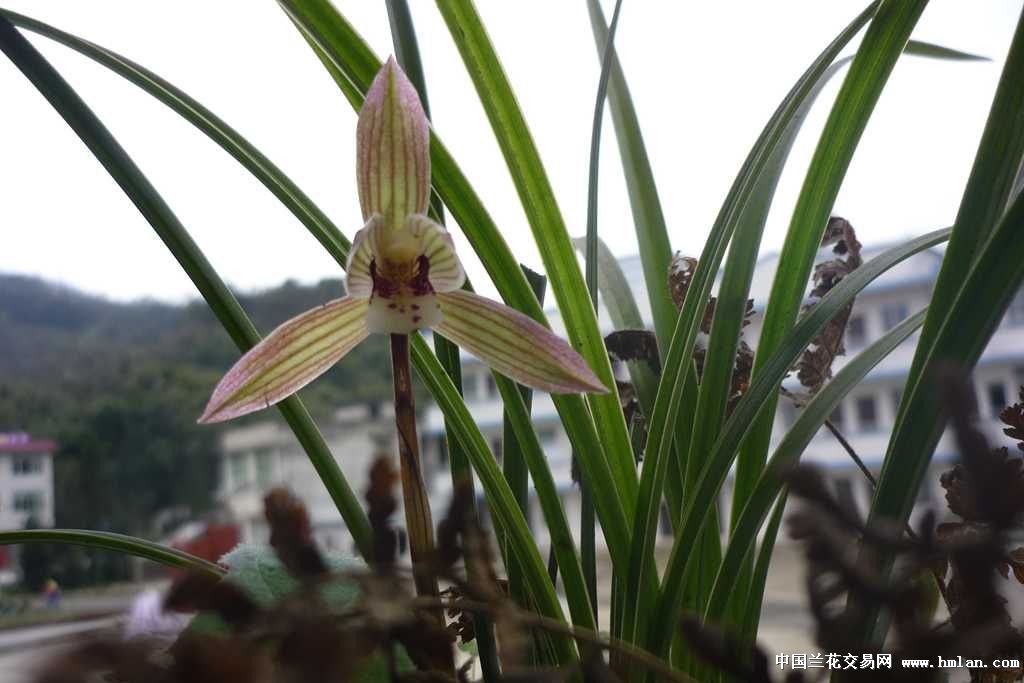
[0,617,118,681]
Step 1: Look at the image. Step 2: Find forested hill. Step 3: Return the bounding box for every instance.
[0,273,394,431]
[0,273,393,552]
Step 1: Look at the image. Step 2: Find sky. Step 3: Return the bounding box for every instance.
[1,1,1020,305]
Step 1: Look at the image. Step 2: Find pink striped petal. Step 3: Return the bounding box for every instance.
[434,291,608,395]
[406,214,465,292]
[199,297,370,423]
[356,57,430,229]
[344,214,384,298]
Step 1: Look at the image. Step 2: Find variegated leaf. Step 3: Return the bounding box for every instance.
[435,290,608,395]
[199,297,369,423]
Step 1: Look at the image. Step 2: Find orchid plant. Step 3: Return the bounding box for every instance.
[198,59,606,426]
[2,1,1022,681]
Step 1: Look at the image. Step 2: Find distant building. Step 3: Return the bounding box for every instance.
[215,403,398,554]
[0,432,56,529]
[0,432,56,584]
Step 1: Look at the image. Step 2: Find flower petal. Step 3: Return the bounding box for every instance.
[199,297,370,423]
[345,213,384,298]
[356,57,430,228]
[434,291,608,394]
[406,214,465,292]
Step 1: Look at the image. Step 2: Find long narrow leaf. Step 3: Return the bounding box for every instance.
[0,16,374,558]
[647,228,950,661]
[731,0,928,525]
[585,0,676,350]
[583,0,626,628]
[0,529,225,578]
[433,0,637,518]
[705,308,927,624]
[859,12,1024,648]
[623,1,881,652]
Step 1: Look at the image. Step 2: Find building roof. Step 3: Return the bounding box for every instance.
[0,432,56,454]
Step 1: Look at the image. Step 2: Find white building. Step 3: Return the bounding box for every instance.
[0,432,56,530]
[215,403,397,554]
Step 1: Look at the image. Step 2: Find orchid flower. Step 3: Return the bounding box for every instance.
[199,58,607,424]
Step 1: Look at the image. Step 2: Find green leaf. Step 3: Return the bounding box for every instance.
[622,1,881,652]
[679,50,852,660]
[704,308,927,626]
[856,9,1024,650]
[585,0,676,352]
[732,0,929,527]
[491,370,597,633]
[0,15,374,558]
[904,39,989,61]
[647,228,950,662]
[584,0,626,629]
[0,529,224,578]
[433,0,637,519]
[740,491,788,646]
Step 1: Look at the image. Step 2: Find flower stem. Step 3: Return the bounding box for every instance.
[389,334,442,607]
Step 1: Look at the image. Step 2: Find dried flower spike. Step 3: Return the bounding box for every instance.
[199,58,606,423]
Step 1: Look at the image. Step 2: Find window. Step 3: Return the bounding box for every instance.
[229,452,250,490]
[881,302,909,331]
[13,491,42,514]
[1008,291,1024,326]
[255,449,275,488]
[856,395,878,431]
[987,381,1008,419]
[437,435,449,467]
[12,456,42,476]
[846,314,866,347]
[462,371,478,401]
[491,436,503,462]
[538,427,558,445]
[485,374,499,399]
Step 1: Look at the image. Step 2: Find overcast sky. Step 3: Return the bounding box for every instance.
[1,1,1020,305]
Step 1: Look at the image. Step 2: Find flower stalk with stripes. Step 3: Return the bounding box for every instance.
[199,58,606,425]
